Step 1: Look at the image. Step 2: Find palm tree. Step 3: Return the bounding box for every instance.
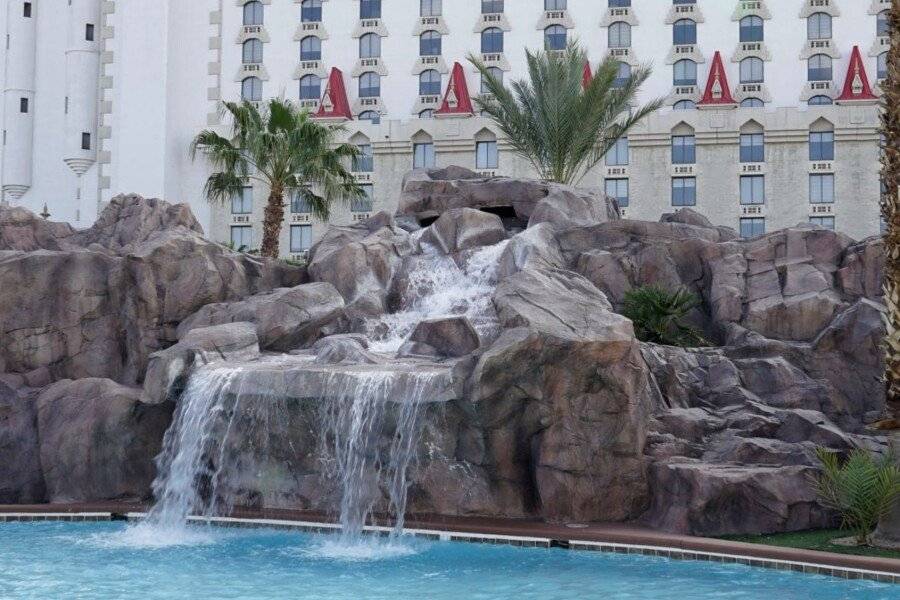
[191,99,362,258]
[882,0,900,427]
[469,42,663,186]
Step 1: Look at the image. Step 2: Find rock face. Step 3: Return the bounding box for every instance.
[407,317,481,358]
[0,383,44,503]
[419,208,507,254]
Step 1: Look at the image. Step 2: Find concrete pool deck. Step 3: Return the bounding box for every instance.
[2,503,898,583]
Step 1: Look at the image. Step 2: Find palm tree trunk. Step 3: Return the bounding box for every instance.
[260,188,285,259]
[883,1,900,424]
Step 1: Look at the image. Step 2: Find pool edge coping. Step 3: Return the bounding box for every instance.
[2,511,897,585]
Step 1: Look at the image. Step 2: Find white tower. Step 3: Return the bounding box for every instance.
[2,0,38,204]
[63,0,101,218]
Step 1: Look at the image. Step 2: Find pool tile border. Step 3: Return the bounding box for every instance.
[2,511,897,584]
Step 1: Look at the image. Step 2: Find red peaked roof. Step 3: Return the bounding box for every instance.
[836,45,878,103]
[583,61,593,90]
[314,68,352,121]
[698,51,736,107]
[435,62,474,118]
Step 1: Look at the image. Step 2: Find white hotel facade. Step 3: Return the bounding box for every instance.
[0,0,889,257]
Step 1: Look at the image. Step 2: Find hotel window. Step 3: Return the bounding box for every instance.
[740,217,765,239]
[482,0,503,13]
[545,0,566,9]
[420,31,441,56]
[360,0,381,19]
[807,54,832,81]
[740,133,764,163]
[739,16,763,42]
[481,27,504,53]
[808,95,833,106]
[359,33,381,58]
[359,72,380,97]
[810,216,835,230]
[739,57,764,84]
[290,225,313,253]
[878,10,889,36]
[809,131,834,161]
[673,19,696,45]
[671,177,696,206]
[809,174,834,204]
[19,98,28,113]
[23,2,31,17]
[353,144,374,172]
[421,0,441,17]
[606,137,629,166]
[414,142,436,168]
[544,25,567,50]
[673,100,696,110]
[359,110,380,123]
[740,176,765,205]
[671,135,695,164]
[807,13,832,40]
[243,1,264,26]
[605,179,629,208]
[419,70,441,96]
[476,141,499,170]
[291,194,312,213]
[301,0,322,23]
[243,39,263,64]
[608,22,631,49]
[300,36,321,61]
[673,59,697,86]
[879,53,888,80]
[352,185,374,212]
[85,23,94,42]
[740,98,764,108]
[609,0,631,6]
[299,74,321,100]
[613,62,631,88]
[81,132,91,150]
[232,187,252,214]
[481,67,503,93]
[241,77,262,101]
[231,226,252,250]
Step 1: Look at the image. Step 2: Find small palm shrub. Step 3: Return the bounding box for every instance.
[812,448,900,545]
[621,285,706,347]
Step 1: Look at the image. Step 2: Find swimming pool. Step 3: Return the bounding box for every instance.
[0,522,894,599]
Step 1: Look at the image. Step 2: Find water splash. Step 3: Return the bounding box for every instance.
[367,240,508,353]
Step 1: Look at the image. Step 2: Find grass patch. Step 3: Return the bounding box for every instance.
[721,529,900,560]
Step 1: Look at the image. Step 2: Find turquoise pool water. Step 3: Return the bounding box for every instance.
[0,522,894,599]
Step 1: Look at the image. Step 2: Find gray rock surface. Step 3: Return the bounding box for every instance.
[0,382,44,503]
[418,208,507,254]
[408,317,480,358]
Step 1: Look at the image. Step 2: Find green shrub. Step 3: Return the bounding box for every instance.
[621,285,707,347]
[812,448,900,545]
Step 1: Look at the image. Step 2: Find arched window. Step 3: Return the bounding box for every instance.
[242,39,263,64]
[808,54,832,81]
[481,67,503,93]
[613,62,631,89]
[545,0,566,9]
[359,110,380,122]
[808,95,833,106]
[359,72,380,97]
[412,132,436,168]
[419,109,434,119]
[740,57,764,84]
[878,52,888,80]
[481,27,504,53]
[739,16,763,42]
[359,33,381,58]
[300,36,321,61]
[673,19,696,45]
[608,22,631,49]
[809,118,834,161]
[673,100,696,110]
[740,98,764,108]
[421,0,441,17]
[299,74,321,100]
[878,10,889,37]
[241,77,262,101]
[420,31,441,56]
[243,1,264,26]
[301,0,322,23]
[673,59,697,86]
[807,12,831,40]
[419,70,441,96]
[544,25,567,50]
[739,120,764,162]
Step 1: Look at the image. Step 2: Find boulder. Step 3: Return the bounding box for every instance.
[408,317,480,358]
[496,223,566,278]
[177,282,345,351]
[36,378,173,502]
[0,206,75,251]
[0,383,44,503]
[419,208,507,254]
[528,187,618,229]
[312,335,379,365]
[142,322,260,405]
